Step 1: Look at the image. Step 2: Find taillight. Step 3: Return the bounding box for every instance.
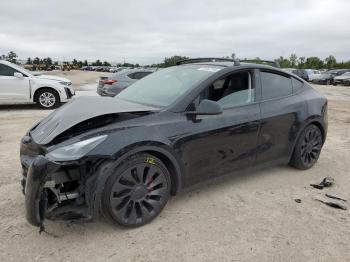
[101,79,117,85]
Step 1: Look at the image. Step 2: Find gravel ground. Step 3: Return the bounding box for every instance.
[0,72,349,262]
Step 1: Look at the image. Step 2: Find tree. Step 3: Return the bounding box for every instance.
[325,55,336,69]
[305,57,323,69]
[83,60,88,66]
[6,51,18,63]
[42,57,52,66]
[276,56,291,68]
[92,60,102,66]
[72,59,78,66]
[33,57,40,65]
[289,54,298,67]
[160,55,189,67]
[103,61,111,66]
[26,57,32,65]
[46,57,52,65]
[298,57,306,68]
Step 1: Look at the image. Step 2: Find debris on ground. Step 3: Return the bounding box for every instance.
[314,198,347,210]
[294,199,302,203]
[325,193,347,202]
[310,177,335,189]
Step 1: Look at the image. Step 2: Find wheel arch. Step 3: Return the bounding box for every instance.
[33,87,60,103]
[289,118,326,161]
[91,144,185,220]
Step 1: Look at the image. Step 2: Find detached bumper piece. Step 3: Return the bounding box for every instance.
[24,156,93,227]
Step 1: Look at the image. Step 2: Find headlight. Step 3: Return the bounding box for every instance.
[47,135,107,161]
[59,81,71,86]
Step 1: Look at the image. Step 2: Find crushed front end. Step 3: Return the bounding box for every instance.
[19,96,159,228]
[20,134,103,227]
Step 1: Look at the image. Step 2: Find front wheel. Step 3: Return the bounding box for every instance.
[36,88,60,109]
[102,153,171,227]
[289,124,323,170]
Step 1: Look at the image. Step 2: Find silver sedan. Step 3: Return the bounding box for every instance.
[97,69,154,97]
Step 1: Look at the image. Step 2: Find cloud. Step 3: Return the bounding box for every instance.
[0,0,349,64]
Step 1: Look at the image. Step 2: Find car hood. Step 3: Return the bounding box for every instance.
[33,74,71,82]
[30,96,159,144]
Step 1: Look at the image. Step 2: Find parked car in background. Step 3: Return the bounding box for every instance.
[0,60,75,109]
[333,72,350,86]
[312,72,333,85]
[292,69,321,82]
[327,69,350,78]
[81,66,93,71]
[97,68,154,96]
[109,67,124,73]
[282,68,295,74]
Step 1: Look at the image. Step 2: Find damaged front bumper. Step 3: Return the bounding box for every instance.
[22,155,98,227]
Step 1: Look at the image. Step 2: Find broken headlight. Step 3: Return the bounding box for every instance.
[47,135,107,161]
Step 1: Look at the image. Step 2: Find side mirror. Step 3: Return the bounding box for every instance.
[14,72,24,78]
[186,99,223,115]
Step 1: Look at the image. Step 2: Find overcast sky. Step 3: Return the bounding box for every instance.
[0,0,349,64]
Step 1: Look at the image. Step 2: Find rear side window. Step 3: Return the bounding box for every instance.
[0,64,18,76]
[138,72,152,79]
[292,78,304,93]
[128,72,151,80]
[128,72,137,79]
[261,71,292,100]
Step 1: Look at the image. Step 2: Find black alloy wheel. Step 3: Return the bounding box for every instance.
[290,124,323,170]
[103,154,171,227]
[300,127,322,166]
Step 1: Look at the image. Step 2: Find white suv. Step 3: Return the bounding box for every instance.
[0,60,75,109]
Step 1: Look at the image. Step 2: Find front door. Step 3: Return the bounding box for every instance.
[174,70,261,186]
[0,64,30,101]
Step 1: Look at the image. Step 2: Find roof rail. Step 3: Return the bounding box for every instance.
[176,58,241,66]
[240,59,280,68]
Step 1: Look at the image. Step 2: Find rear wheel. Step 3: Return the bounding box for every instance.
[289,124,323,170]
[36,88,60,109]
[102,153,171,227]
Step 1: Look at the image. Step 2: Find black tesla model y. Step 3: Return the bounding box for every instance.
[20,58,327,228]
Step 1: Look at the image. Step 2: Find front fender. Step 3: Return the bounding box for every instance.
[90,144,185,221]
[30,80,67,101]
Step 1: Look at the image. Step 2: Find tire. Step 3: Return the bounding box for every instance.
[289,124,323,170]
[35,88,60,109]
[102,153,171,227]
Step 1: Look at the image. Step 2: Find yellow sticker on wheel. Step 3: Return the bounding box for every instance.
[145,157,156,165]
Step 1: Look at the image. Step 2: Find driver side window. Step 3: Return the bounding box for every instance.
[0,64,18,76]
[199,71,254,109]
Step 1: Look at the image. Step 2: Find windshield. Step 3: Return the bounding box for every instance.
[116,65,222,107]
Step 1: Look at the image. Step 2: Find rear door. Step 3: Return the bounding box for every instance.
[256,70,307,164]
[0,64,30,101]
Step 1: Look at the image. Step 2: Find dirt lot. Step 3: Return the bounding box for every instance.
[0,71,349,262]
